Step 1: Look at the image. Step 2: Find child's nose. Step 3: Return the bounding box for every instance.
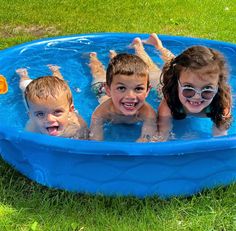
[193,92,202,99]
[46,113,55,121]
[126,90,135,98]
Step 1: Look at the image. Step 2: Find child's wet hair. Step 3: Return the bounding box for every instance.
[161,45,232,129]
[24,76,73,107]
[106,53,149,87]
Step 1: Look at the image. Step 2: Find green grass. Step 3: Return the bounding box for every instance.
[0,159,236,231]
[1,160,236,231]
[0,0,236,230]
[0,0,235,49]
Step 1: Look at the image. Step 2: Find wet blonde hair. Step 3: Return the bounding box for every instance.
[24,76,73,107]
[161,45,232,129]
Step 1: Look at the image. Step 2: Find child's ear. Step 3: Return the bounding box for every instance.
[69,103,75,112]
[105,84,111,97]
[146,84,151,97]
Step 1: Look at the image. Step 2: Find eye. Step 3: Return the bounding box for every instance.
[203,85,215,90]
[34,111,45,118]
[135,86,145,92]
[117,86,126,92]
[182,84,193,88]
[54,109,64,116]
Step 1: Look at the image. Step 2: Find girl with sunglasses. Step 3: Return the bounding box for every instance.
[132,33,232,140]
[159,44,232,140]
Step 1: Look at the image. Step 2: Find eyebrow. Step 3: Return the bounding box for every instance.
[116,82,145,86]
[181,81,216,86]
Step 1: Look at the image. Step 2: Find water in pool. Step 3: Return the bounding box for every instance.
[0,35,235,142]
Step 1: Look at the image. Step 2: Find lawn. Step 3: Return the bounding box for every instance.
[0,0,236,230]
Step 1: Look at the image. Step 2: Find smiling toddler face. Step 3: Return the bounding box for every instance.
[28,93,73,136]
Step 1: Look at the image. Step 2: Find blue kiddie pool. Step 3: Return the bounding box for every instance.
[0,33,236,198]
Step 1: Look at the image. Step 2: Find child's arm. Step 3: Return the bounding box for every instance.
[89,103,109,141]
[212,125,227,137]
[137,104,157,142]
[66,113,89,139]
[89,117,104,141]
[212,107,231,137]
[157,99,173,141]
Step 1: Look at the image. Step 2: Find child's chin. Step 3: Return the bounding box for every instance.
[186,106,204,114]
[122,109,137,116]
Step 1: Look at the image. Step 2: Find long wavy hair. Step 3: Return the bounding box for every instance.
[161,45,232,129]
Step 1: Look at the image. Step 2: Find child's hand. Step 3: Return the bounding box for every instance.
[136,134,166,143]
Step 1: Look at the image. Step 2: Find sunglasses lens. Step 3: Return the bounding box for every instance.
[201,90,215,100]
[182,88,196,98]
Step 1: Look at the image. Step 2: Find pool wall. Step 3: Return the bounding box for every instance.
[0,33,236,198]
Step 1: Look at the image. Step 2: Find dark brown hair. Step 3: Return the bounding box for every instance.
[106,53,149,88]
[161,45,232,129]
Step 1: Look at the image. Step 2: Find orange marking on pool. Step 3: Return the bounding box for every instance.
[0,75,8,94]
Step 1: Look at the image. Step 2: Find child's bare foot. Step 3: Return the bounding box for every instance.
[109,50,117,59]
[16,68,30,81]
[89,52,106,82]
[142,33,164,50]
[47,64,63,79]
[16,68,33,91]
[130,37,160,72]
[89,52,102,67]
[130,37,145,51]
[89,52,98,61]
[47,64,61,72]
[143,33,175,62]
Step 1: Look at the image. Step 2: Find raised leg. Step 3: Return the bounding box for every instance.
[131,37,161,72]
[143,33,175,63]
[89,52,109,104]
[130,37,162,95]
[16,68,32,91]
[88,52,106,84]
[47,64,64,80]
[109,50,117,60]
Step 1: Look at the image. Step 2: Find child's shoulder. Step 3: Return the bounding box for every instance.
[63,112,88,139]
[139,102,156,118]
[25,119,38,132]
[73,111,87,128]
[157,99,172,117]
[92,98,113,116]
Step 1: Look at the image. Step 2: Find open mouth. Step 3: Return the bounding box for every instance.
[187,100,203,106]
[122,102,138,111]
[46,126,59,136]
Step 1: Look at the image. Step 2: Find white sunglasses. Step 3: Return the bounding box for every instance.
[178,80,218,101]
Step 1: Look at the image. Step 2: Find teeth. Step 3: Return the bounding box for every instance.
[125,103,135,106]
[189,101,201,106]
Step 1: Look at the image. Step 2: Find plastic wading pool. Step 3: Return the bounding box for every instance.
[0,33,236,198]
